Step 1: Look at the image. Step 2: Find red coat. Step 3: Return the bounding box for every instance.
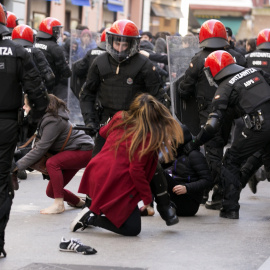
[78,112,158,228]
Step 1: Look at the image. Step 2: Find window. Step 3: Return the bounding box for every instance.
[32,12,46,31]
[164,19,171,27]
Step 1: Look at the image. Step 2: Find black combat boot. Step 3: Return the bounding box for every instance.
[156,199,179,226]
[205,184,223,210]
[151,164,179,226]
[219,208,239,219]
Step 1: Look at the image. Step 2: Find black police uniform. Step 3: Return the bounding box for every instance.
[80,51,162,147]
[0,38,48,256]
[239,49,270,188]
[179,48,246,205]
[25,46,55,91]
[196,67,270,217]
[80,51,179,226]
[35,38,71,100]
[71,46,105,99]
[246,50,270,73]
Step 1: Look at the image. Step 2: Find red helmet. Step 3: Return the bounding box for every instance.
[12,24,34,46]
[0,4,9,35]
[204,50,244,81]
[6,11,18,31]
[106,19,141,63]
[256,29,270,50]
[199,19,229,49]
[97,27,109,50]
[108,19,140,37]
[37,17,62,39]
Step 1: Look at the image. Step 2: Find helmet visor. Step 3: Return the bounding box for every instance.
[53,26,62,41]
[106,34,140,63]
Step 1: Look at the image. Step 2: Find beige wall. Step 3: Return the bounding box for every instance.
[129,0,143,29]
[50,1,65,27]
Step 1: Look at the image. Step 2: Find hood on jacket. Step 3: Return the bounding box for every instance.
[42,106,69,121]
[140,40,154,53]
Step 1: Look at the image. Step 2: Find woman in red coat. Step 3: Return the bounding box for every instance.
[70,93,184,236]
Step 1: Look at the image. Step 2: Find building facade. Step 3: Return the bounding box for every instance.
[1,0,270,39]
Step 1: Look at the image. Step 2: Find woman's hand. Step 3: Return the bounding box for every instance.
[172,185,187,195]
[140,204,150,212]
[140,50,150,58]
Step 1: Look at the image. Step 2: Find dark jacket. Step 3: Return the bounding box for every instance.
[168,149,212,204]
[80,52,162,126]
[35,38,71,85]
[0,38,44,118]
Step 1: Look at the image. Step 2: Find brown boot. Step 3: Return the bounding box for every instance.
[11,172,19,191]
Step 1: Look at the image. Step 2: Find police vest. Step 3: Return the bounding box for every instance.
[96,53,148,111]
[0,39,25,114]
[246,50,270,73]
[228,68,270,113]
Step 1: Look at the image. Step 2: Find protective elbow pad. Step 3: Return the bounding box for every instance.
[204,113,220,135]
[27,83,49,112]
[44,71,55,83]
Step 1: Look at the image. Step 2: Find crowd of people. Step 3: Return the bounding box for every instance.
[1,1,270,257]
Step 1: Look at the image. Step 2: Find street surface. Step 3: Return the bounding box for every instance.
[1,169,270,270]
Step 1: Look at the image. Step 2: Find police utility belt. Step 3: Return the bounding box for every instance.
[242,110,264,130]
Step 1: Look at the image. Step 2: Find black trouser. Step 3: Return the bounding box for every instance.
[165,174,200,216]
[92,133,106,158]
[200,107,234,202]
[0,119,18,252]
[221,119,270,212]
[92,207,141,236]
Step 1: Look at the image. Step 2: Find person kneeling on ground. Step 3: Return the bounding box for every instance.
[164,126,213,216]
[70,93,183,236]
[15,94,94,214]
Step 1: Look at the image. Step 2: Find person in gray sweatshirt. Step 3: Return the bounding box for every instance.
[16,94,94,214]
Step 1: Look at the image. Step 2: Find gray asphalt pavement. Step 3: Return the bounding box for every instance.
[1,169,270,270]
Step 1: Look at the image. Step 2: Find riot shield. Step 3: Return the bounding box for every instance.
[167,35,201,135]
[67,29,99,125]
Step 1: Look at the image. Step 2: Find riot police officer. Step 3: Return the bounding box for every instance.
[2,11,18,40]
[179,19,246,209]
[0,4,49,257]
[80,19,178,226]
[80,19,164,152]
[186,50,270,219]
[240,29,270,192]
[12,24,55,92]
[11,24,55,180]
[35,17,71,100]
[71,28,108,99]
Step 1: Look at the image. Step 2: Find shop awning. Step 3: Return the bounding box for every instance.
[46,0,62,3]
[151,3,183,19]
[106,0,124,12]
[71,0,90,6]
[196,16,243,36]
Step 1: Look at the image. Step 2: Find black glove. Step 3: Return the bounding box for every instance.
[183,139,200,155]
[85,122,98,137]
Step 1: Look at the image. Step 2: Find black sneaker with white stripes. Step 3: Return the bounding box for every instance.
[59,237,97,255]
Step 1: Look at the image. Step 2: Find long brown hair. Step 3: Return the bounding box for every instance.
[109,93,184,162]
[46,94,69,117]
